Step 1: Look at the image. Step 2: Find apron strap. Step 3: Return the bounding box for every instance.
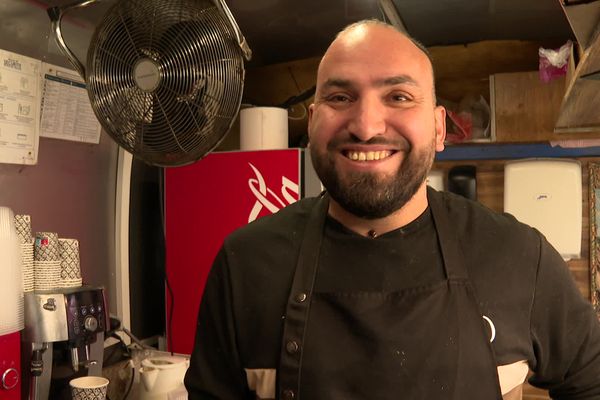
[427,187,469,281]
[278,194,329,400]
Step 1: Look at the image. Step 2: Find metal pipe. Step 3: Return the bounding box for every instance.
[377,0,408,33]
[29,343,48,400]
[46,0,101,80]
[71,347,79,372]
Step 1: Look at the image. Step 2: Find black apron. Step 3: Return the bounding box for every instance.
[277,191,503,399]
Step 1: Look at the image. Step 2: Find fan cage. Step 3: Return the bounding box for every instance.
[86,0,245,166]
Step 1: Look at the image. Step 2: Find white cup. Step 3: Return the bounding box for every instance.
[70,376,109,400]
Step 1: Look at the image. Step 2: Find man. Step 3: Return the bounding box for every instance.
[185,20,600,399]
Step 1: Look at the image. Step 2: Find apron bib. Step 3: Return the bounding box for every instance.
[277,192,503,399]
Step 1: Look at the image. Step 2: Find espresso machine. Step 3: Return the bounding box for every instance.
[21,286,108,400]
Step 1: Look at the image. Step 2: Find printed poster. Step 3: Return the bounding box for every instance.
[0,49,41,165]
[40,62,101,144]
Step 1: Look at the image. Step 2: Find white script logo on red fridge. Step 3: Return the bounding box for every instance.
[247,162,299,222]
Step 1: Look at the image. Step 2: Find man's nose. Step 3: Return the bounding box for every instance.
[347,96,386,141]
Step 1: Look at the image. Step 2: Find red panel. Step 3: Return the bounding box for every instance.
[0,331,21,400]
[165,149,301,354]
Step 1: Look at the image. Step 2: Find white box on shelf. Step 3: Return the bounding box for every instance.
[504,159,582,260]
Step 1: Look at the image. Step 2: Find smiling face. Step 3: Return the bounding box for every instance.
[308,22,446,220]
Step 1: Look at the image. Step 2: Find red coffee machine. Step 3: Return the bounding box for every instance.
[0,332,21,399]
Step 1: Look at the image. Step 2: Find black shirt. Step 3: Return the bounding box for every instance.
[316,208,445,293]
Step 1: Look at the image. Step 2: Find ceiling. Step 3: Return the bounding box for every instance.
[1,0,575,71]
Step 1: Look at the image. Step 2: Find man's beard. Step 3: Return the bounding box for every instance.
[310,137,435,219]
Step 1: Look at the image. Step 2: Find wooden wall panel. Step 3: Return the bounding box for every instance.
[431,40,543,104]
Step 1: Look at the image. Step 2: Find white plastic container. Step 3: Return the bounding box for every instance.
[504,159,582,260]
[139,356,190,400]
[0,207,24,335]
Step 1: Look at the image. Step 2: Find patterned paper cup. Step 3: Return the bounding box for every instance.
[14,215,32,243]
[70,376,109,400]
[34,232,60,262]
[59,238,81,280]
[33,261,61,291]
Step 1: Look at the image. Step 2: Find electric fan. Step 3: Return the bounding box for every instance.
[48,0,251,167]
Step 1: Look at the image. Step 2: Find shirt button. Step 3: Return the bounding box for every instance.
[295,292,307,303]
[286,340,299,354]
[282,389,295,400]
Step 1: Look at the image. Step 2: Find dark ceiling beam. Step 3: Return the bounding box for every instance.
[377,0,408,33]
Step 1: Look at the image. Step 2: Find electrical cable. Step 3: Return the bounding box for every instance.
[563,0,597,4]
[277,86,315,109]
[287,103,307,121]
[104,328,136,400]
[120,327,154,350]
[122,360,135,400]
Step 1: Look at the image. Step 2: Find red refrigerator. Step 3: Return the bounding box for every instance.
[164,148,321,354]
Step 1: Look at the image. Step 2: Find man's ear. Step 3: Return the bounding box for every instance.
[434,105,446,152]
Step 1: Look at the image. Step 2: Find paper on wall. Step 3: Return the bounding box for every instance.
[0,49,41,165]
[40,62,101,144]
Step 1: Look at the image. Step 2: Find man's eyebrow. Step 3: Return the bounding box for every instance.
[320,75,419,90]
[376,75,419,87]
[321,78,353,90]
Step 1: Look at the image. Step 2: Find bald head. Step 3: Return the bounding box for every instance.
[336,20,433,64]
[318,20,437,104]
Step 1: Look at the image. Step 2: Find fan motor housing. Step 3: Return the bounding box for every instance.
[133,58,161,92]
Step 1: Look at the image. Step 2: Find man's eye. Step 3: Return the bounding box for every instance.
[390,93,409,102]
[327,94,351,103]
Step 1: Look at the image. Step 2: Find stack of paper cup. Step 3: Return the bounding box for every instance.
[59,238,82,288]
[21,240,34,292]
[14,215,32,243]
[0,207,24,335]
[34,232,61,291]
[15,215,34,292]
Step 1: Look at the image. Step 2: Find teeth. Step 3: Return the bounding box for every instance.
[347,150,392,161]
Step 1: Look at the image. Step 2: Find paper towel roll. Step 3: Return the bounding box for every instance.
[240,107,288,150]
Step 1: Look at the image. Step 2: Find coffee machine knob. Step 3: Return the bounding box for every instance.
[1,367,19,390]
[84,315,98,332]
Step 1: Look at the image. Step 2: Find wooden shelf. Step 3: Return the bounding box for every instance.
[490,70,600,142]
[555,24,600,131]
[491,71,566,142]
[561,0,600,51]
[555,0,600,132]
